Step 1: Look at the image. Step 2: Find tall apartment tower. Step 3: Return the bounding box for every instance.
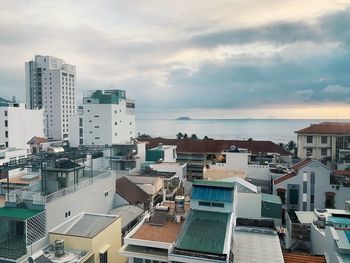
[25,55,76,141]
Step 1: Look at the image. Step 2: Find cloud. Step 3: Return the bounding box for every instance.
[0,1,350,117]
[295,89,314,97]
[323,85,350,94]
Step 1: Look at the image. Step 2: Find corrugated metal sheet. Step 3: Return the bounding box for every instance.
[192,185,233,202]
[175,210,229,254]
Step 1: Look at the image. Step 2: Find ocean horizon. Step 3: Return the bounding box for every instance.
[136,118,350,144]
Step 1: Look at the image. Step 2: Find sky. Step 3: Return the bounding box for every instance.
[1,0,350,119]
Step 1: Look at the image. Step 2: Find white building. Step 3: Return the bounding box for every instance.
[273,159,350,211]
[0,103,43,151]
[296,122,350,168]
[70,90,135,146]
[25,55,76,141]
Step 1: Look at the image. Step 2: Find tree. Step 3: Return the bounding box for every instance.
[247,137,253,141]
[203,135,209,140]
[183,133,188,139]
[279,143,286,149]
[286,140,297,155]
[176,132,183,139]
[191,134,198,140]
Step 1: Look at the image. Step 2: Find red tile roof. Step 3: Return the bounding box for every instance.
[273,159,312,185]
[143,138,292,156]
[334,170,350,177]
[296,122,350,134]
[283,251,326,263]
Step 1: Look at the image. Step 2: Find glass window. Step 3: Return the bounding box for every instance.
[307,136,313,143]
[321,136,327,144]
[134,259,142,263]
[321,148,327,156]
[198,201,211,207]
[99,251,107,263]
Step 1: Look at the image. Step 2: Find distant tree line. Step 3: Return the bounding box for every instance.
[176,132,212,140]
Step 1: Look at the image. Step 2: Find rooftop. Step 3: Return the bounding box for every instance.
[283,251,326,263]
[115,176,149,205]
[175,210,230,255]
[274,159,314,185]
[192,183,234,202]
[143,138,292,156]
[233,227,284,263]
[0,207,42,220]
[204,169,246,181]
[131,219,183,243]
[51,213,118,238]
[108,205,144,229]
[295,122,350,135]
[0,174,40,185]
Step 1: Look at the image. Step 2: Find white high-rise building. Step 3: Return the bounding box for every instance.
[69,90,135,146]
[25,55,76,141]
[0,102,44,151]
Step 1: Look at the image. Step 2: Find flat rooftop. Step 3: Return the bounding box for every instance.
[283,251,326,263]
[233,227,284,263]
[131,220,183,243]
[51,213,118,238]
[204,169,246,180]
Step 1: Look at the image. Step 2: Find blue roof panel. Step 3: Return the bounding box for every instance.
[192,185,233,202]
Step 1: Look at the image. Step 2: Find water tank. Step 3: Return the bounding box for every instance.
[175,196,185,214]
[55,239,65,257]
[345,200,350,211]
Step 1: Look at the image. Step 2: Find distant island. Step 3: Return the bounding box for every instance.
[176,116,191,120]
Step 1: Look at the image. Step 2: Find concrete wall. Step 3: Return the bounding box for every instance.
[45,172,116,231]
[236,192,261,219]
[0,105,44,150]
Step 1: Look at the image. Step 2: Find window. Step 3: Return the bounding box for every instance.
[310,195,314,204]
[321,148,327,156]
[95,137,100,139]
[99,251,107,263]
[5,131,8,138]
[306,148,313,155]
[212,202,224,208]
[104,191,109,197]
[198,201,211,207]
[5,142,8,148]
[94,126,100,128]
[114,122,117,125]
[4,111,7,116]
[65,211,71,218]
[307,136,313,143]
[133,259,142,263]
[4,120,7,127]
[321,136,327,144]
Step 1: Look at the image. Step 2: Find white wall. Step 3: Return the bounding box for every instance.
[69,114,82,147]
[273,161,349,211]
[83,100,135,146]
[45,172,116,231]
[236,192,262,219]
[0,105,44,150]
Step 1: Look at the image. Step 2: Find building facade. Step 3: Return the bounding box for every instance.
[273,159,349,211]
[25,55,76,141]
[0,103,43,150]
[70,90,135,146]
[296,122,350,168]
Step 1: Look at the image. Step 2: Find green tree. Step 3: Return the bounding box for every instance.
[203,135,209,140]
[191,134,198,140]
[286,140,297,155]
[247,137,253,141]
[176,132,183,139]
[183,133,188,139]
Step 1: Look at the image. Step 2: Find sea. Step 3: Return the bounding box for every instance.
[136,119,349,144]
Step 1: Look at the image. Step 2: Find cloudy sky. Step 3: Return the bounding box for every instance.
[1,0,350,119]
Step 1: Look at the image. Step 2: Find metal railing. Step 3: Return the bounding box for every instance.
[33,171,112,205]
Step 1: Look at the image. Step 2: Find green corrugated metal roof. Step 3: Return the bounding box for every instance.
[0,207,42,220]
[261,193,282,204]
[176,210,229,254]
[193,180,235,189]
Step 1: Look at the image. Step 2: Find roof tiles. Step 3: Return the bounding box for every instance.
[283,251,326,263]
[296,122,350,135]
[143,138,292,156]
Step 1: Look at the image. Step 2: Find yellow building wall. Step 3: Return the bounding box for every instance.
[49,216,125,263]
[49,234,93,261]
[91,217,126,263]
